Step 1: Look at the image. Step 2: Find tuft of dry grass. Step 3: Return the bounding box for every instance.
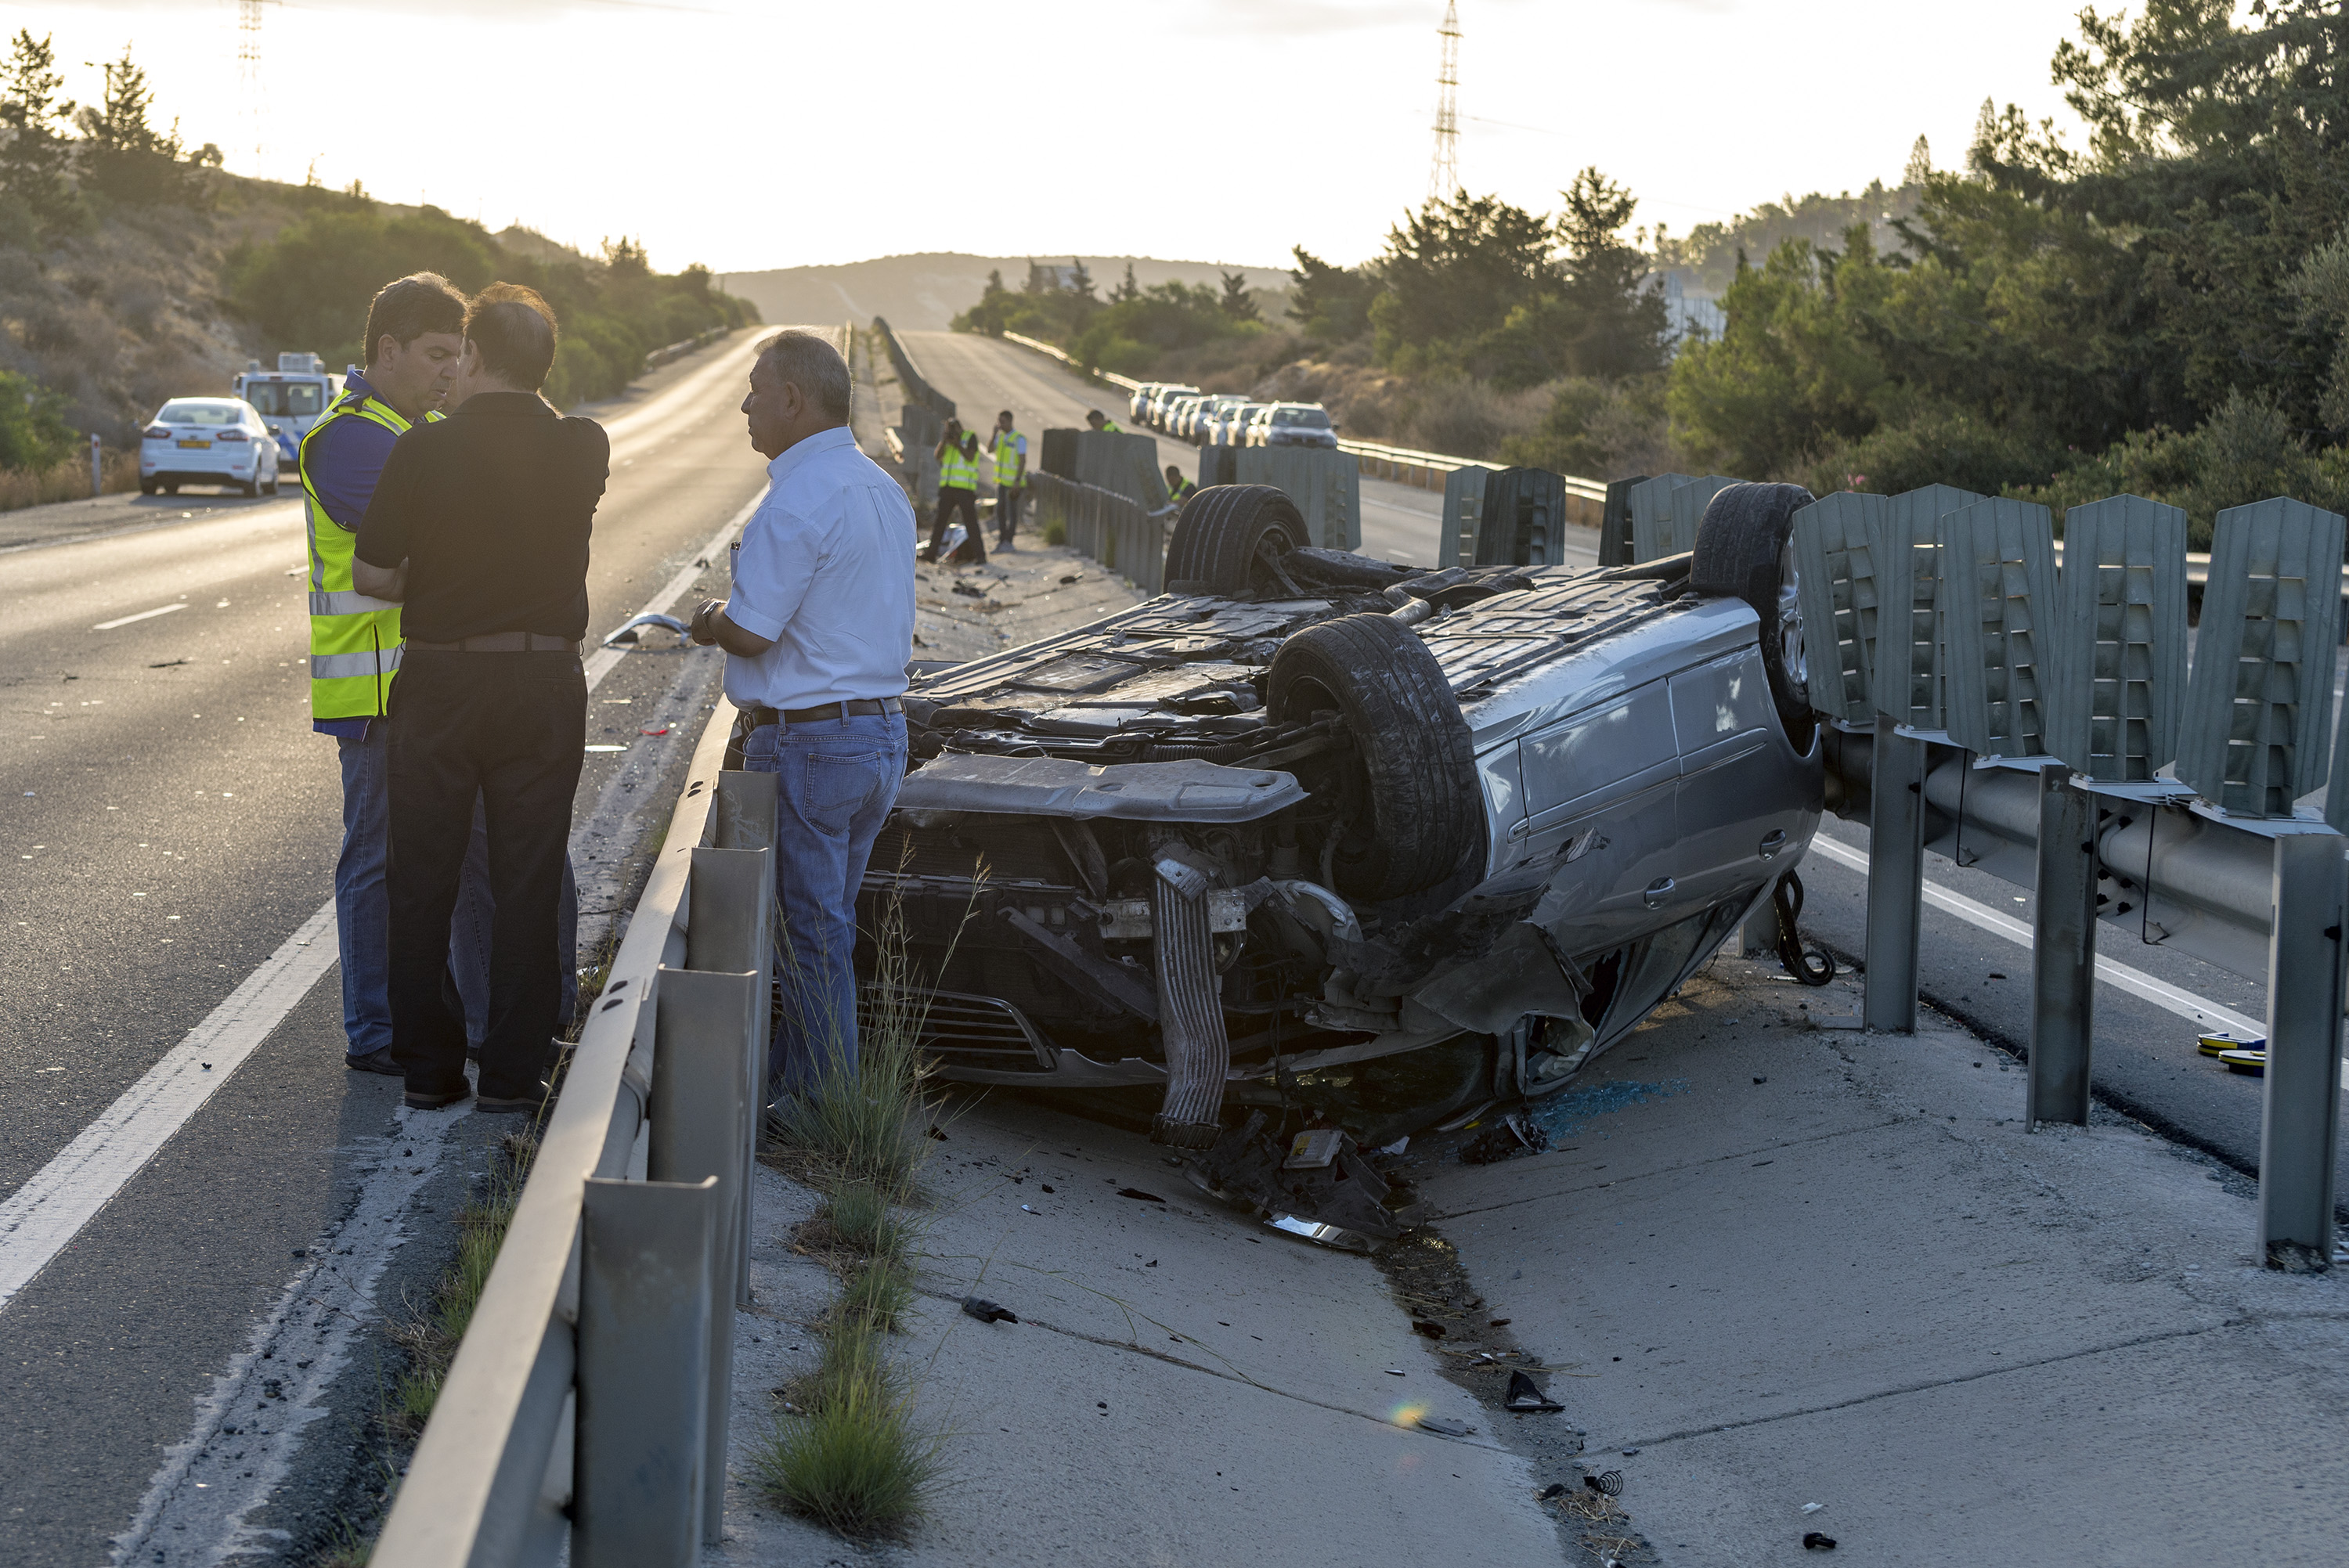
[0,450,139,513]
[755,858,965,1538]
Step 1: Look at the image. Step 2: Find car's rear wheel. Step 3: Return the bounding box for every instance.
[239,480,258,498]
[1690,481,1816,746]
[1268,612,1481,904]
[1164,484,1304,596]
[139,481,156,496]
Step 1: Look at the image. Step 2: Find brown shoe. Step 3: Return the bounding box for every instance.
[404,1083,471,1111]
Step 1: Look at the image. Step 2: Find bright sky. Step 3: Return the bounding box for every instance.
[20,0,2105,275]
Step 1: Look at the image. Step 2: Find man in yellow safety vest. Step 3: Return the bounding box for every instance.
[1084,408,1121,434]
[301,273,482,1076]
[990,409,1027,548]
[926,420,984,564]
[1165,464,1196,504]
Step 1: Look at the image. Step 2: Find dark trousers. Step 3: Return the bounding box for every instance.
[995,485,1023,545]
[926,486,983,563]
[387,650,586,1099]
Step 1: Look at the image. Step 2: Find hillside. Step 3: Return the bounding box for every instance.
[724,253,1288,333]
[2,178,751,470]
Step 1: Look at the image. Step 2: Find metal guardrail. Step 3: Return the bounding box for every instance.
[987,327,1613,520]
[644,325,734,371]
[1003,330,1142,395]
[1793,485,2349,1267]
[1030,470,1173,596]
[373,702,776,1566]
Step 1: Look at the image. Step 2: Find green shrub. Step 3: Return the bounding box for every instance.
[754,1361,933,1538]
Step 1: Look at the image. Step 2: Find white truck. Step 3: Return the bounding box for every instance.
[230,352,345,468]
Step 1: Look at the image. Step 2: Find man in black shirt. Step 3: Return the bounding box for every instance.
[353,283,608,1112]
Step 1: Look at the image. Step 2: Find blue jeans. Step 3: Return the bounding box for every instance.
[336,719,577,1056]
[741,710,907,1096]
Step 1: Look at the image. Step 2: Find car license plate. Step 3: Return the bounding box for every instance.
[177,438,210,449]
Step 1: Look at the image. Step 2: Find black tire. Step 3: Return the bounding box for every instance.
[161,483,178,496]
[1690,481,1816,745]
[1164,485,1304,597]
[139,481,156,496]
[239,480,258,498]
[1268,613,1481,903]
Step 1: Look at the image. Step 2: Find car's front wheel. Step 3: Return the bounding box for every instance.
[1268,613,1481,905]
[1690,481,1816,747]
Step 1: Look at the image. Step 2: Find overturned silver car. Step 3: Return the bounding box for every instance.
[861,482,1826,1146]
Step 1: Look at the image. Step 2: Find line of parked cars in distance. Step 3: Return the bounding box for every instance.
[1128,381,1340,450]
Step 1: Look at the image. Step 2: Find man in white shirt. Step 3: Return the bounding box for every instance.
[690,330,915,1094]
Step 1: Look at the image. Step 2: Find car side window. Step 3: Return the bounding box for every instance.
[1518,681,1677,821]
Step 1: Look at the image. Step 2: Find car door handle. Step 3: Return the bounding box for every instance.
[1759,830,1788,860]
[1642,877,1675,909]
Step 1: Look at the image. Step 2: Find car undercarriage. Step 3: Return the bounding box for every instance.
[855,483,1828,1155]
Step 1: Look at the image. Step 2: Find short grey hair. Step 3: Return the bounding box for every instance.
[756,330,852,424]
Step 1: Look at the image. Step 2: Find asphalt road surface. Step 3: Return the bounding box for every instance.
[0,327,777,1564]
[897,330,1600,569]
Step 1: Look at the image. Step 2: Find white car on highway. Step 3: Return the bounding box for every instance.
[139,398,282,498]
[1247,402,1339,449]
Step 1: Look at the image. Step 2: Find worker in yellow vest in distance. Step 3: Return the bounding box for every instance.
[1084,408,1120,434]
[1165,465,1196,505]
[926,418,985,564]
[990,409,1027,550]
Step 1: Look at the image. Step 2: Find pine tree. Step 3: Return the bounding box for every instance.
[1219,269,1260,321]
[1902,135,1932,187]
[0,31,78,227]
[73,46,197,206]
[1112,261,1140,303]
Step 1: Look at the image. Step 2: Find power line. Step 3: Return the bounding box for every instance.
[236,0,276,175]
[1429,1,1460,200]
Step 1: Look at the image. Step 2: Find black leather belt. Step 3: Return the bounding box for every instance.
[406,633,581,654]
[745,697,902,727]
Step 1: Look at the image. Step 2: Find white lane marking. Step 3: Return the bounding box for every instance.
[0,901,338,1310]
[1804,835,2268,1038]
[0,491,763,1317]
[108,1102,467,1564]
[92,602,187,631]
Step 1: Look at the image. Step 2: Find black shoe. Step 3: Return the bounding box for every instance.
[345,1047,402,1076]
[404,1083,471,1111]
[477,1082,557,1116]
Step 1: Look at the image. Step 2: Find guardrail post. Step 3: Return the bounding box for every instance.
[576,1174,717,1568]
[651,964,760,1543]
[688,838,773,1310]
[1864,716,1927,1032]
[2257,831,2347,1268]
[2027,766,2097,1126]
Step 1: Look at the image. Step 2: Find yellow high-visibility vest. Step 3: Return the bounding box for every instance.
[992,428,1025,487]
[298,391,438,721]
[939,441,980,491]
